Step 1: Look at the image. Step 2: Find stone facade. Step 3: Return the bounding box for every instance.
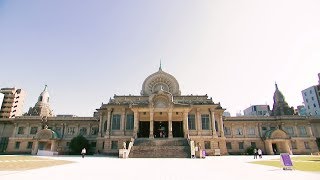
[0,67,319,156]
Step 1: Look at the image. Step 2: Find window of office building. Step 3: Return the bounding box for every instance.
[251,142,256,148]
[30,127,38,135]
[112,114,121,130]
[67,127,75,135]
[248,127,255,135]
[18,127,25,134]
[204,141,211,149]
[224,127,231,135]
[188,114,196,130]
[91,127,99,135]
[239,142,244,150]
[201,114,210,130]
[27,142,33,149]
[236,128,243,135]
[126,114,134,130]
[226,142,232,149]
[15,142,20,149]
[304,142,310,149]
[298,126,307,136]
[284,126,294,136]
[79,127,87,135]
[111,141,118,149]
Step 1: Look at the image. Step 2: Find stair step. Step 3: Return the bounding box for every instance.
[129,138,190,158]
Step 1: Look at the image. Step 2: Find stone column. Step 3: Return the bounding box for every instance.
[106,108,112,136]
[26,123,30,137]
[215,113,220,137]
[98,112,103,137]
[243,123,247,138]
[294,123,298,137]
[133,110,139,138]
[168,110,173,138]
[51,140,56,151]
[149,110,154,138]
[121,108,126,135]
[196,108,201,136]
[307,123,313,137]
[231,123,234,138]
[12,123,18,137]
[264,140,273,155]
[284,140,291,153]
[32,141,39,155]
[218,113,224,137]
[183,110,189,138]
[210,108,217,137]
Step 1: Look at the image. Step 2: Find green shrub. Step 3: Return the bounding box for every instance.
[246,146,255,155]
[69,135,90,155]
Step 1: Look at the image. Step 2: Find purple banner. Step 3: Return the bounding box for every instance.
[280,153,293,167]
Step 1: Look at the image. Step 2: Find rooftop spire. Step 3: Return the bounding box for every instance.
[43,85,48,92]
[275,82,278,90]
[159,60,162,71]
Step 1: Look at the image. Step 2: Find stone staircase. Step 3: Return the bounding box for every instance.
[129,138,191,158]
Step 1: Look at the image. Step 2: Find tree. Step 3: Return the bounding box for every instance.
[69,135,90,155]
[245,146,255,155]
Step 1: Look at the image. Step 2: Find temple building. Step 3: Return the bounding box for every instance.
[0,67,319,157]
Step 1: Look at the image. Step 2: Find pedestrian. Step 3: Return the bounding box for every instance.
[253,148,257,159]
[81,148,86,158]
[258,148,262,158]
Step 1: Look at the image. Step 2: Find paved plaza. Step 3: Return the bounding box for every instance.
[0,155,319,180]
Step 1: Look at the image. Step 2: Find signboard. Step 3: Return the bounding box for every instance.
[280,153,293,170]
[190,141,195,158]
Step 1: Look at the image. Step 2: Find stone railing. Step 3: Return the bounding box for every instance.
[118,137,135,158]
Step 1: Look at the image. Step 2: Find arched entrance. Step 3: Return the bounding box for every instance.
[172,121,184,137]
[32,127,60,155]
[154,121,168,138]
[264,129,291,155]
[138,121,150,138]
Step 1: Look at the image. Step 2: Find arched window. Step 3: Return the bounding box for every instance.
[47,97,50,103]
[39,96,43,101]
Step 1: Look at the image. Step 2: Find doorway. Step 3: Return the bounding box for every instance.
[272,143,278,154]
[138,121,150,138]
[172,121,184,137]
[154,121,168,138]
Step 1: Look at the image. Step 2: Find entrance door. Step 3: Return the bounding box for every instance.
[154,121,168,138]
[138,121,150,138]
[272,143,278,154]
[172,121,184,137]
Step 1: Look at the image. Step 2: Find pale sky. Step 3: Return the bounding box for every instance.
[0,0,319,117]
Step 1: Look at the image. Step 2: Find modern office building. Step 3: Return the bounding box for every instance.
[243,105,270,116]
[301,74,320,116]
[0,88,26,118]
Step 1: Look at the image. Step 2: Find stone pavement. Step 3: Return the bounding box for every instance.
[0,155,319,180]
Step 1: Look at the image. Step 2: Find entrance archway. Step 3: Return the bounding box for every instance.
[172,121,183,137]
[32,127,59,155]
[154,121,168,138]
[138,121,150,138]
[264,129,291,155]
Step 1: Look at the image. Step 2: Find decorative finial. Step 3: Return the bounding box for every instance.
[44,85,48,91]
[159,59,162,71]
[275,82,278,90]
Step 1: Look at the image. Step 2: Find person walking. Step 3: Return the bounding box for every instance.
[81,148,86,158]
[253,148,258,159]
[258,148,262,159]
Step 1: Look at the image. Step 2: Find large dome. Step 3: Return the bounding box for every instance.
[141,67,181,96]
